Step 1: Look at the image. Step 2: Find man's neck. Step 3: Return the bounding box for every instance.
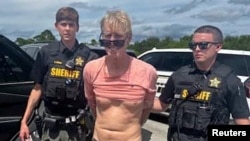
[105,55,131,69]
[61,40,76,50]
[196,59,216,71]
[104,55,131,78]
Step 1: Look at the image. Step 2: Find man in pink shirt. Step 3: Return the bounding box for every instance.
[83,9,158,141]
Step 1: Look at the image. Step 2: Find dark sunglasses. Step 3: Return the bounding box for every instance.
[99,39,125,48]
[188,41,219,50]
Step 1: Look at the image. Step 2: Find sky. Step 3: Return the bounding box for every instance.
[1,0,250,43]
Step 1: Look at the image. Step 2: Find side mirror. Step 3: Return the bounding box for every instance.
[243,78,250,98]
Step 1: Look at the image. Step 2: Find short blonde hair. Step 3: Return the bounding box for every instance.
[100,9,132,36]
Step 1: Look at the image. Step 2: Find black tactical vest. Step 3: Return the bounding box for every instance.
[43,42,90,111]
[168,64,232,132]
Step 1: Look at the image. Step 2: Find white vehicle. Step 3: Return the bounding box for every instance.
[138,48,250,117]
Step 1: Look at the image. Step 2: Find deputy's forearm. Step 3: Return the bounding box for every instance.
[21,85,42,124]
[151,98,169,113]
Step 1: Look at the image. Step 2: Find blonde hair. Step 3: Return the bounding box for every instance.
[100,9,132,35]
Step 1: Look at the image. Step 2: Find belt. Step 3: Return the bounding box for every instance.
[44,112,78,124]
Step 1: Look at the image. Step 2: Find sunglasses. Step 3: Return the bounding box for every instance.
[99,39,125,48]
[188,41,219,50]
[99,32,126,48]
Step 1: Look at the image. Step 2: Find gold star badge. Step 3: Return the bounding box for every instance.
[75,56,84,66]
[209,77,221,88]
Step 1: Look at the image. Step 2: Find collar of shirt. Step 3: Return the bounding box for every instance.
[103,57,132,82]
[59,40,79,54]
[190,61,221,75]
[104,69,130,82]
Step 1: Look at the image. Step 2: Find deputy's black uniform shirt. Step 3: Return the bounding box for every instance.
[159,61,250,119]
[31,40,98,115]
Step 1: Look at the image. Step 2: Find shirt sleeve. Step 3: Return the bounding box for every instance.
[159,74,175,104]
[83,63,96,110]
[30,48,47,84]
[226,73,250,118]
[144,68,158,106]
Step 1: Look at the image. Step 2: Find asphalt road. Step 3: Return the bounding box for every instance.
[142,114,169,141]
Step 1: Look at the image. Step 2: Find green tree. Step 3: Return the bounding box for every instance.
[129,36,160,55]
[33,29,56,42]
[158,36,173,49]
[15,29,56,46]
[15,29,250,52]
[90,39,98,46]
[15,37,34,46]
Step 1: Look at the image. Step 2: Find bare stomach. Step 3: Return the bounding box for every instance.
[93,97,144,141]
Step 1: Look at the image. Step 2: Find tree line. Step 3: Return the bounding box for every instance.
[15,29,250,56]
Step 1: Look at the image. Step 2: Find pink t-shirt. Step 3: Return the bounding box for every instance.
[83,56,157,107]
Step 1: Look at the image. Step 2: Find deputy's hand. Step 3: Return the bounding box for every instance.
[19,122,30,141]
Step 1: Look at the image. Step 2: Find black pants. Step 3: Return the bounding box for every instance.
[168,127,207,141]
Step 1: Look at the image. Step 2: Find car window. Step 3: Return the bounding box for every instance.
[217,54,250,76]
[0,54,26,83]
[139,51,250,76]
[21,43,47,60]
[24,47,39,59]
[139,52,192,71]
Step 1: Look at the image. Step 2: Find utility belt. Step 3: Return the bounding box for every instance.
[41,108,94,140]
[42,109,92,141]
[43,111,85,129]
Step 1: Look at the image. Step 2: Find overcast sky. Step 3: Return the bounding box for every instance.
[1,0,250,43]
